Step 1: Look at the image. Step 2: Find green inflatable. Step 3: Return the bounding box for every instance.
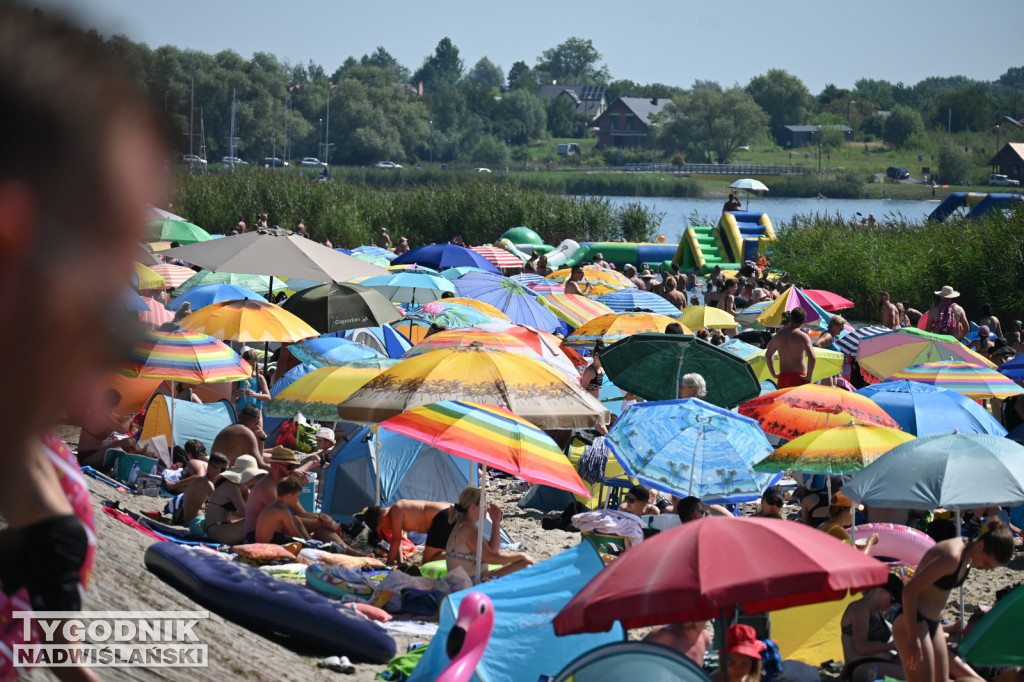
[501,226,544,246]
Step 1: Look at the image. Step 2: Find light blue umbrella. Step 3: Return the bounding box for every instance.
[858,380,1007,437]
[269,362,318,398]
[166,282,266,311]
[324,324,412,358]
[359,271,455,305]
[288,337,383,368]
[597,290,683,318]
[452,271,561,333]
[352,245,397,260]
[606,398,776,503]
[440,266,496,280]
[734,301,773,326]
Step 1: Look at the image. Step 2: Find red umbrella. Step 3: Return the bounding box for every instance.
[553,516,888,635]
[802,289,854,312]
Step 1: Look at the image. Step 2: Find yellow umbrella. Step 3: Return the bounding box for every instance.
[678,305,738,330]
[134,262,165,289]
[178,299,318,343]
[426,297,511,321]
[265,361,398,421]
[754,422,914,475]
[538,294,615,327]
[562,312,682,349]
[546,266,633,297]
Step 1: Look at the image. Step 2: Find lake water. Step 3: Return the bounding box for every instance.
[602,195,937,243]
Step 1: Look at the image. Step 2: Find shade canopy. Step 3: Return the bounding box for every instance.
[178,299,318,343]
[753,422,914,475]
[119,329,251,384]
[390,243,501,274]
[280,281,403,333]
[738,384,901,441]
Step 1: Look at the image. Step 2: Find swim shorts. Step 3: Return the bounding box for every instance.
[777,371,810,388]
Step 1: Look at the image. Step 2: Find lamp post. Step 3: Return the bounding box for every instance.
[995,124,1000,152]
[818,144,823,174]
[429,120,434,164]
[318,118,323,159]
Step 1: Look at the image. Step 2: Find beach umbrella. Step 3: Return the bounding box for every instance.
[336,345,610,429]
[133,262,165,290]
[553,516,888,634]
[599,333,760,408]
[546,266,634,297]
[269,362,318,398]
[562,313,680,350]
[470,245,524,269]
[146,218,212,246]
[728,178,769,210]
[148,263,198,289]
[998,353,1024,381]
[359,270,456,305]
[380,400,589,581]
[440,266,497,280]
[174,270,273,297]
[858,328,995,380]
[288,337,384,367]
[266,361,400,420]
[510,273,564,295]
[148,206,186,222]
[738,384,901,441]
[279,281,403,333]
[399,303,495,341]
[391,243,501,274]
[753,422,915,475]
[857,380,1008,437]
[596,290,683,318]
[678,305,738,331]
[538,294,615,328]
[387,263,440,274]
[165,283,266,312]
[734,301,773,326]
[122,288,150,312]
[719,337,844,384]
[138,296,176,328]
[160,227,389,284]
[833,325,892,356]
[178,299,318,343]
[959,584,1024,665]
[352,245,398,260]
[606,398,776,503]
[401,329,544,362]
[347,252,391,268]
[325,324,412,359]
[802,289,854,312]
[424,297,511,321]
[451,272,561,332]
[886,361,1024,399]
[756,286,835,329]
[472,321,579,378]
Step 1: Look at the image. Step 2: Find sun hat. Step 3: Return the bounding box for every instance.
[219,455,264,484]
[594,252,604,259]
[624,484,650,504]
[726,623,766,659]
[315,427,336,444]
[640,268,655,279]
[268,446,300,464]
[934,285,960,299]
[751,288,767,301]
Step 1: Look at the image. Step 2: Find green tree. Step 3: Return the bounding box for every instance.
[932,85,995,132]
[535,37,610,85]
[507,61,535,90]
[818,83,850,106]
[938,143,970,184]
[467,57,504,90]
[412,38,464,93]
[360,46,410,83]
[853,78,896,110]
[659,88,768,164]
[746,69,812,135]
[469,135,511,165]
[691,79,722,92]
[882,105,924,148]
[495,89,546,145]
[998,66,1024,90]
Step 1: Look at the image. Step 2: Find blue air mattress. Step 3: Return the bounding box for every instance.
[144,543,396,662]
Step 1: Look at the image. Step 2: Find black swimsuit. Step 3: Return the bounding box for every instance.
[918,541,972,636]
[841,613,895,680]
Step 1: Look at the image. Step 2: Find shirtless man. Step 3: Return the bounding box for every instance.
[877,291,900,330]
[926,286,970,340]
[361,500,454,566]
[564,265,587,295]
[255,476,308,544]
[535,255,552,277]
[815,315,846,349]
[163,439,209,494]
[623,264,645,291]
[765,307,816,388]
[660,276,686,309]
[182,452,229,525]
[236,405,267,454]
[644,620,711,666]
[211,423,263,467]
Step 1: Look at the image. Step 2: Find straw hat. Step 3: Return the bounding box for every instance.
[268,446,300,464]
[219,455,264,484]
[934,285,960,299]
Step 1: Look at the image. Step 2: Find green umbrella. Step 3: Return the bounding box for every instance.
[599,333,761,409]
[174,270,274,296]
[279,282,403,333]
[959,583,1024,665]
[147,218,212,245]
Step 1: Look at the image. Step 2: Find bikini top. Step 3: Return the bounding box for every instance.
[841,612,891,643]
[933,542,972,590]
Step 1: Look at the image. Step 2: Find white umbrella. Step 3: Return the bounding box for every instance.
[729,178,769,210]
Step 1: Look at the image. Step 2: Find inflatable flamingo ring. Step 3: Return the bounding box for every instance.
[437,592,494,682]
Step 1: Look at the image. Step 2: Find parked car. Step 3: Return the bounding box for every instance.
[263,157,288,167]
[373,161,403,169]
[181,154,207,165]
[472,168,492,173]
[988,173,1020,187]
[300,157,327,168]
[886,166,910,180]
[221,156,248,166]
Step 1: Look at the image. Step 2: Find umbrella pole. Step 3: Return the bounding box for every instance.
[476,463,488,585]
[957,513,966,630]
[169,389,176,450]
[373,427,382,505]
[720,606,730,682]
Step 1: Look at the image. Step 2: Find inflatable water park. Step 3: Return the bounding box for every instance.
[928,191,1023,222]
[497,210,775,275]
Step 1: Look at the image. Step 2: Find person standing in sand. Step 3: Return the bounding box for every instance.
[926,286,969,340]
[877,291,900,330]
[765,307,816,388]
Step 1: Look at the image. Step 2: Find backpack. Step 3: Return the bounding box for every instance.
[934,302,959,335]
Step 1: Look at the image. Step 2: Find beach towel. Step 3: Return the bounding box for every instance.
[571,509,644,547]
[577,436,609,484]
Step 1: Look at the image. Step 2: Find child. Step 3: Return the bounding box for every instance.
[255,476,308,544]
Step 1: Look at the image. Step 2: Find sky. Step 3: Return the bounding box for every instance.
[30,0,1023,94]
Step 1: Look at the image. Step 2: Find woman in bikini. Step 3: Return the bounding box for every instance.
[445,487,535,584]
[204,455,264,545]
[841,574,904,682]
[893,518,1013,682]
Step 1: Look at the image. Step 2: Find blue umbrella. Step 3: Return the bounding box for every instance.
[391,243,500,274]
[352,245,397,260]
[734,301,773,326]
[166,282,266,311]
[288,337,383,367]
[440,266,496,280]
[597,290,683,318]
[359,271,455,305]
[606,398,776,503]
[998,353,1024,381]
[858,380,1007,437]
[270,362,318,398]
[324,324,412,359]
[452,271,561,333]
[122,288,149,312]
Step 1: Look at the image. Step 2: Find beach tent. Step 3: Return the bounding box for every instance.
[138,395,236,452]
[320,426,478,521]
[407,542,623,682]
[517,484,576,512]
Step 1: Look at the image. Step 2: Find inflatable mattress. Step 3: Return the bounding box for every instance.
[144,543,396,662]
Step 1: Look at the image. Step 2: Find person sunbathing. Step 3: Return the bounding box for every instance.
[255,476,308,544]
[204,455,264,545]
[182,452,229,534]
[74,388,137,468]
[359,500,454,567]
[445,487,534,583]
[841,575,904,682]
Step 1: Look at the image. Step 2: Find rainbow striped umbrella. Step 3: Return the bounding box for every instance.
[538,294,615,328]
[756,285,835,329]
[753,422,915,475]
[424,298,511,321]
[120,329,251,384]
[858,328,995,380]
[562,312,680,349]
[886,361,1024,399]
[178,299,318,343]
[510,274,563,295]
[138,296,175,328]
[266,361,399,421]
[148,263,199,289]
[380,401,588,496]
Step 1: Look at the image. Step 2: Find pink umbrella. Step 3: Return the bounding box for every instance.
[802,289,854,312]
[138,296,175,327]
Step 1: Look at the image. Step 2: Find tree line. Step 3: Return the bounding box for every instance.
[99,29,1023,169]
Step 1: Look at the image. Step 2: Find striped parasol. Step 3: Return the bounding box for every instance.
[401,329,544,361]
[596,290,683,317]
[886,361,1024,399]
[120,329,251,384]
[510,273,563,295]
[834,325,892,356]
[858,328,995,380]
[451,271,561,332]
[538,294,615,328]
[470,245,524,269]
[148,263,198,289]
[138,296,175,328]
[424,298,511,321]
[266,361,399,421]
[739,384,903,441]
[753,422,914,475]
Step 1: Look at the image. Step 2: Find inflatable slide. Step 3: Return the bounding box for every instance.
[673,211,775,274]
[928,192,1023,222]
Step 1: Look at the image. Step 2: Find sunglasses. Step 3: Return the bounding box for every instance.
[765,499,783,507]
[273,461,299,471]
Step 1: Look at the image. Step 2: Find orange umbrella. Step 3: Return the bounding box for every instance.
[562,312,681,350]
[739,384,901,441]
